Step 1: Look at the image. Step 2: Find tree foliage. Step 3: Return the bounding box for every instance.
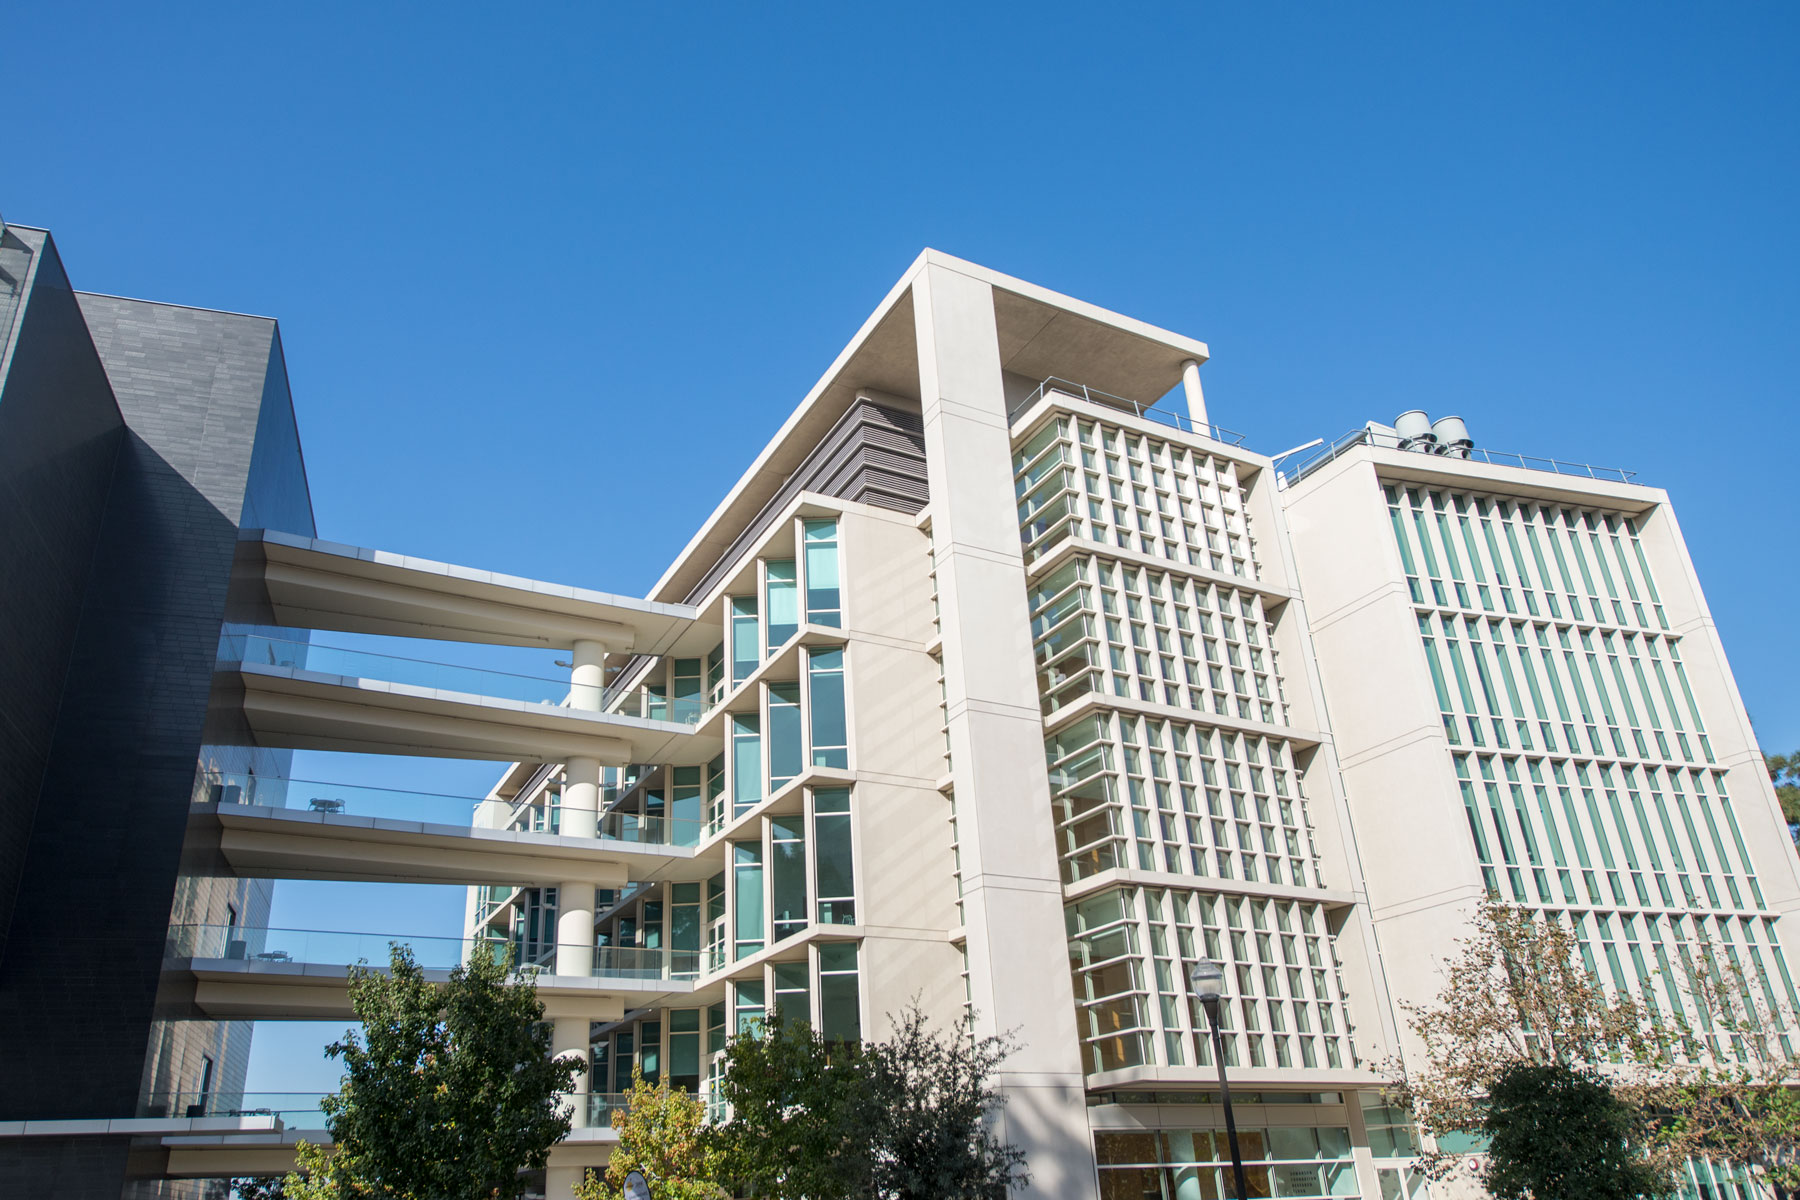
[861,1006,1027,1200]
[1387,901,1661,1172]
[1482,1063,1666,1200]
[279,941,579,1200]
[711,1009,876,1199]
[1393,901,1800,1197]
[574,1070,728,1200]
[710,1001,1026,1200]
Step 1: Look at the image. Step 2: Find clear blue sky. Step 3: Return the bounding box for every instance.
[7,4,1797,1092]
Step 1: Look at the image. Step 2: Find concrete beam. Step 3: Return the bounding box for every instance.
[232,530,695,652]
[226,664,708,764]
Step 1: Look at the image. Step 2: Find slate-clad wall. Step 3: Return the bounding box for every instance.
[0,289,315,1200]
[682,397,927,604]
[0,228,125,966]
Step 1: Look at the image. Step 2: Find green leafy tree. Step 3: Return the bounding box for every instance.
[1482,1063,1667,1200]
[1386,902,1662,1174]
[710,1001,1027,1200]
[862,1005,1027,1200]
[574,1069,728,1200]
[279,940,579,1199]
[712,1009,876,1199]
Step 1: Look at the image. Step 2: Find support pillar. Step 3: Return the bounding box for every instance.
[546,1164,586,1199]
[1181,358,1209,430]
[557,880,596,976]
[570,638,607,711]
[553,1015,591,1131]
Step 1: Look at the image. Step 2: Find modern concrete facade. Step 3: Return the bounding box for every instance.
[1,229,1792,1200]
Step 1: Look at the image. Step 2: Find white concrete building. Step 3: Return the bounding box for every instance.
[446,252,1799,1200]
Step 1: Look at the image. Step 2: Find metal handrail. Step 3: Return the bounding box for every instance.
[1281,427,1636,488]
[1011,376,1247,447]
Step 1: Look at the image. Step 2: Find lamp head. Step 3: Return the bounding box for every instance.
[1189,958,1226,1003]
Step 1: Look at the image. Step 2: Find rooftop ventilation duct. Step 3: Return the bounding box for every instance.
[1393,410,1435,452]
[1432,415,1472,459]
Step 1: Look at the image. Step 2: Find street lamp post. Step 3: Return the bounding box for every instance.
[1191,958,1251,1200]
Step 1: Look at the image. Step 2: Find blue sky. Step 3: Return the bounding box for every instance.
[7,4,1798,1093]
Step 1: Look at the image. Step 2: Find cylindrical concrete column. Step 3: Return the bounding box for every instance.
[562,755,600,840]
[546,1164,586,1199]
[570,638,607,711]
[1180,358,1209,430]
[557,880,596,977]
[553,1015,591,1131]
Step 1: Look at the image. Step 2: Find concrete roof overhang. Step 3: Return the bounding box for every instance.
[233,530,695,653]
[651,249,1211,605]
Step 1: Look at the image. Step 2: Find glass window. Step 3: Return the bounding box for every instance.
[819,942,861,1043]
[612,1029,634,1093]
[670,881,701,978]
[804,519,842,627]
[671,765,702,848]
[766,560,799,652]
[769,683,803,792]
[707,1002,726,1054]
[774,960,810,1025]
[814,789,855,925]
[734,842,764,959]
[808,649,848,769]
[734,979,765,1034]
[669,1009,701,1092]
[731,715,761,817]
[639,1019,662,1087]
[731,596,760,685]
[771,815,808,941]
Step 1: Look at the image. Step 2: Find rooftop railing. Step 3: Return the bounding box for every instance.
[165,924,700,982]
[1011,376,1247,447]
[1281,427,1637,488]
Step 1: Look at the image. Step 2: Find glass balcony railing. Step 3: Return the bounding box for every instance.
[138,1091,332,1126]
[166,924,700,982]
[220,633,572,706]
[192,771,705,849]
[600,681,705,727]
[588,1092,637,1126]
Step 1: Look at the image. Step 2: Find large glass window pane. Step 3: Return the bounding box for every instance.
[819,942,861,1043]
[734,980,765,1034]
[808,649,848,769]
[670,1009,701,1092]
[640,1019,661,1087]
[671,881,700,978]
[771,815,807,941]
[731,596,760,685]
[769,684,803,792]
[612,1030,634,1093]
[673,658,703,724]
[773,961,810,1025]
[804,520,842,627]
[766,560,799,652]
[814,789,855,925]
[671,765,702,848]
[731,715,761,817]
[734,843,764,959]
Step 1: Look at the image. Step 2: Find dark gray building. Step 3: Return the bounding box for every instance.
[0,219,314,1198]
